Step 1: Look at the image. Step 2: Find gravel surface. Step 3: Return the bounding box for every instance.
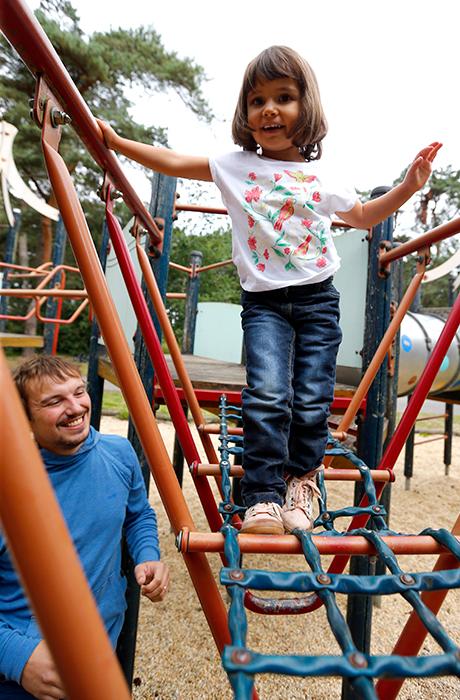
[101,417,460,700]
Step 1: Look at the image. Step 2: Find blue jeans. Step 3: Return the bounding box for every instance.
[0,681,34,699]
[240,277,342,508]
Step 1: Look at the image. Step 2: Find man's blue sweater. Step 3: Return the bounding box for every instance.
[0,427,160,683]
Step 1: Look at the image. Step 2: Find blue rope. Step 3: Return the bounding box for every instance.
[214,396,460,700]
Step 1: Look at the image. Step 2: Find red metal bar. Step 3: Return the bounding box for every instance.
[0,0,161,246]
[376,514,460,700]
[0,350,131,699]
[104,196,223,533]
[380,217,460,265]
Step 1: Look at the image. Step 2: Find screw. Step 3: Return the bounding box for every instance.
[231,650,252,665]
[321,512,331,521]
[372,506,381,513]
[50,109,72,127]
[349,652,368,669]
[400,573,415,586]
[223,503,233,512]
[316,573,331,585]
[229,569,245,581]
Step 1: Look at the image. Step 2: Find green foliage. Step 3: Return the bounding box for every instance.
[166,226,240,346]
[0,0,212,354]
[394,166,460,309]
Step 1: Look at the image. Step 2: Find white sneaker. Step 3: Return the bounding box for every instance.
[282,467,323,532]
[240,501,284,535]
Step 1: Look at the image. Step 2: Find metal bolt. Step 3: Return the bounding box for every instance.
[321,512,331,521]
[349,652,368,669]
[400,573,415,586]
[223,503,233,512]
[316,573,332,585]
[229,569,245,581]
[231,649,252,665]
[50,109,72,127]
[372,506,381,513]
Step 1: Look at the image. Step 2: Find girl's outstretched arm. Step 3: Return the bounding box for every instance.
[96,119,213,182]
[336,142,442,229]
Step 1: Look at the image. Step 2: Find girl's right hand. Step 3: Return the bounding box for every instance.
[95,118,117,149]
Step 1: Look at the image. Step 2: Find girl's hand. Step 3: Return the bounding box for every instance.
[95,118,118,149]
[403,141,442,193]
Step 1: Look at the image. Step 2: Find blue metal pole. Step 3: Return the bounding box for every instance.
[43,216,67,353]
[342,187,394,700]
[119,172,176,687]
[87,220,110,430]
[0,210,22,332]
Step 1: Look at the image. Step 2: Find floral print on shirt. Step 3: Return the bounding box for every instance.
[242,169,329,273]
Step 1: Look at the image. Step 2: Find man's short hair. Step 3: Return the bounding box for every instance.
[13,355,82,417]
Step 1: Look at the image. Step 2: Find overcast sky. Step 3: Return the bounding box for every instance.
[27,0,459,229]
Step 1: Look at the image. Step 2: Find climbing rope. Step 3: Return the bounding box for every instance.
[216,395,460,699]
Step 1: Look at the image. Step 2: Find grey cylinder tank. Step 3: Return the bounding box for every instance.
[398,311,460,396]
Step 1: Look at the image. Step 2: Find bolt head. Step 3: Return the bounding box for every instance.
[316,573,331,585]
[229,569,245,581]
[400,573,415,586]
[349,652,368,669]
[231,649,252,665]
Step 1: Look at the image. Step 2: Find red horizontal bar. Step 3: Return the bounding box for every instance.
[154,386,365,412]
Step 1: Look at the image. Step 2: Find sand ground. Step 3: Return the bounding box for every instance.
[100,416,460,700]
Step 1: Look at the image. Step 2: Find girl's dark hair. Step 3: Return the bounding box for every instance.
[232,45,327,161]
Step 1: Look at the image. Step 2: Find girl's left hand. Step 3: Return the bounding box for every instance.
[403,141,442,192]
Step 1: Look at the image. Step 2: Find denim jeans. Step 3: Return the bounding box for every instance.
[240,277,342,508]
[0,681,34,699]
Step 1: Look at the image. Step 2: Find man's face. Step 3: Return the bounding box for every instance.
[27,374,91,455]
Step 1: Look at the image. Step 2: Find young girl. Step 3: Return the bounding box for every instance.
[97,45,440,536]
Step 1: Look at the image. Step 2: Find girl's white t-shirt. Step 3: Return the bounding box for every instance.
[209,150,358,292]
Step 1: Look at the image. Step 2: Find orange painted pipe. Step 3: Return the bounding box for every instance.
[0,288,87,298]
[328,271,426,450]
[179,530,459,556]
[193,464,392,482]
[0,350,131,699]
[379,217,460,265]
[40,103,231,653]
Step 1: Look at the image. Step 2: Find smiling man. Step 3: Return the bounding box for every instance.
[0,355,169,700]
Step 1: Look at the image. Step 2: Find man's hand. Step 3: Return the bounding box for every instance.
[403,141,442,192]
[21,640,66,700]
[134,561,170,602]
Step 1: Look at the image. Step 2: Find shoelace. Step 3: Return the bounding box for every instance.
[247,502,283,517]
[286,477,322,516]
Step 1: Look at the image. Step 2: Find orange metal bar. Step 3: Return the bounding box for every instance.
[179,530,459,556]
[193,463,392,482]
[36,297,90,325]
[40,100,231,654]
[166,292,186,299]
[0,350,131,699]
[197,259,233,273]
[325,269,426,464]
[0,289,87,298]
[379,217,460,266]
[168,261,191,273]
[376,514,460,700]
